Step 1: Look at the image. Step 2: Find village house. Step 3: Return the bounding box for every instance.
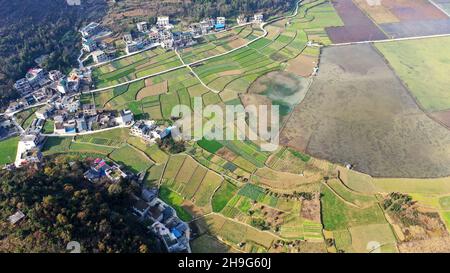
[92,50,109,64]
[82,104,97,116]
[15,132,44,167]
[148,30,160,43]
[57,97,80,113]
[174,32,196,48]
[215,17,226,31]
[157,16,172,29]
[130,120,161,143]
[25,68,46,88]
[137,21,149,32]
[82,38,98,52]
[48,70,64,82]
[159,30,174,49]
[84,158,127,183]
[56,78,68,94]
[254,13,264,24]
[13,78,33,96]
[80,22,101,38]
[8,210,25,225]
[200,18,215,35]
[237,15,248,25]
[123,33,133,43]
[115,109,134,125]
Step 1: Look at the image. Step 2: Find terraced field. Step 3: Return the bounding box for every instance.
[92,48,183,88]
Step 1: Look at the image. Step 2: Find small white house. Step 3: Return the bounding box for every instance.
[253,13,264,23]
[115,109,134,125]
[237,15,248,25]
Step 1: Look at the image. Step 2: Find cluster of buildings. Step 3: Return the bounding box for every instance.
[0,116,18,141]
[14,127,45,168]
[8,68,86,114]
[133,188,191,253]
[83,156,191,253]
[129,120,173,144]
[80,12,265,64]
[123,16,197,55]
[83,158,128,183]
[12,97,134,168]
[80,22,114,64]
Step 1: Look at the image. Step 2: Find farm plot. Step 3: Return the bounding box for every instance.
[349,224,398,253]
[433,0,450,14]
[266,147,312,174]
[162,155,224,216]
[246,71,311,118]
[375,37,450,112]
[212,180,238,212]
[380,18,450,38]
[321,185,387,231]
[127,136,169,164]
[325,0,387,43]
[192,214,278,252]
[221,183,322,240]
[0,137,19,165]
[109,145,154,173]
[180,26,252,64]
[15,107,38,128]
[252,167,322,192]
[74,128,129,147]
[92,49,182,88]
[136,79,168,99]
[281,44,450,178]
[190,144,253,182]
[291,0,344,30]
[327,179,377,208]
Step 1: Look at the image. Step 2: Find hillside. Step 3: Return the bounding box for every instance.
[0,157,157,253]
[0,0,107,108]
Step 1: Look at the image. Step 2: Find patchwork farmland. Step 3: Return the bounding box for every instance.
[325,0,450,43]
[6,0,450,254]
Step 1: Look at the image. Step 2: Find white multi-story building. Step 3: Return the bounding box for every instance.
[123,33,133,43]
[14,78,33,96]
[137,21,149,32]
[157,16,171,29]
[216,17,226,25]
[15,133,43,167]
[115,109,134,125]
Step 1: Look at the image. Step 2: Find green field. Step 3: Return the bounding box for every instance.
[109,145,154,173]
[212,180,238,212]
[376,37,450,111]
[0,137,19,165]
[75,128,129,147]
[159,186,193,221]
[320,185,386,231]
[92,48,183,88]
[197,138,224,153]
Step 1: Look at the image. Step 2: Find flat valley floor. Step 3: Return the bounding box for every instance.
[281,43,450,178]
